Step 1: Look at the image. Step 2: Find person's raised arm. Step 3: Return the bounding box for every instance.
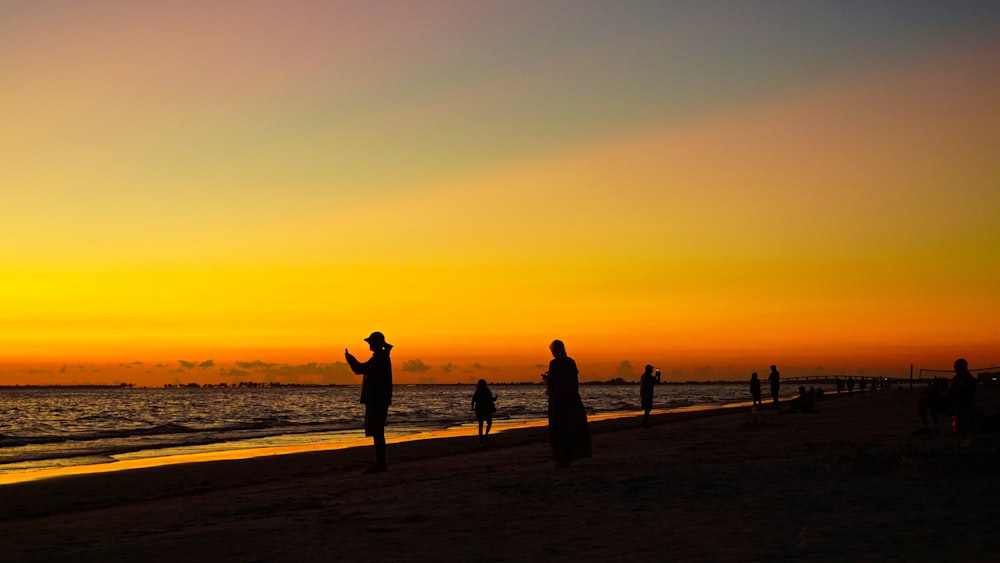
[345,349,365,375]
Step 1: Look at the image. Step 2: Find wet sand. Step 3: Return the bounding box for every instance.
[3,387,1000,562]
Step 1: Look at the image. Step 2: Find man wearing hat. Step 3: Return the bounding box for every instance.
[346,331,393,473]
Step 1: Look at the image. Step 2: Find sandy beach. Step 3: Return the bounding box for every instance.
[3,387,999,562]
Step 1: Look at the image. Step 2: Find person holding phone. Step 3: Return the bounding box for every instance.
[346,331,393,473]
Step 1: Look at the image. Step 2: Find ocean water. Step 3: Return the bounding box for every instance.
[0,383,810,475]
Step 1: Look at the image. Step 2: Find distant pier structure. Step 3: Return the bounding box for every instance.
[784,367,1000,387]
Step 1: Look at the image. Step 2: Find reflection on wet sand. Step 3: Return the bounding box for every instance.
[0,402,748,486]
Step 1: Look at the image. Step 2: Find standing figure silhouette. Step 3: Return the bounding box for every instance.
[768,364,781,408]
[915,358,978,434]
[542,340,591,467]
[346,331,393,473]
[749,372,762,408]
[639,364,659,428]
[471,379,497,446]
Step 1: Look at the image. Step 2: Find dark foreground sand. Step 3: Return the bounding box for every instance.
[3,387,1000,562]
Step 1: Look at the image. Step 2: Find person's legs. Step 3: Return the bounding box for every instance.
[485,418,492,439]
[915,392,950,434]
[917,395,932,428]
[372,434,387,471]
[364,404,389,472]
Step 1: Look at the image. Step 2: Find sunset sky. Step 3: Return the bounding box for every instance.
[2,1,998,385]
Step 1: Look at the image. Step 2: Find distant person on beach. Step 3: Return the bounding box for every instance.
[542,340,591,467]
[785,386,815,413]
[767,365,780,407]
[914,358,978,434]
[639,364,660,428]
[471,379,498,446]
[749,372,762,408]
[847,376,855,394]
[346,331,393,473]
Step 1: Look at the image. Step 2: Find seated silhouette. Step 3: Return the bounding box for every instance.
[915,358,977,434]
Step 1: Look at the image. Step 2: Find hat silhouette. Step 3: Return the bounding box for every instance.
[365,331,387,345]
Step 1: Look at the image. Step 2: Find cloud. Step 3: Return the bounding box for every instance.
[236,360,275,370]
[402,359,431,373]
[457,362,502,375]
[615,361,635,380]
[441,363,455,373]
[176,359,215,370]
[227,360,353,384]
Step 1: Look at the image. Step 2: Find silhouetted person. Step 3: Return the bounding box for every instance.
[767,365,780,407]
[471,379,497,446]
[639,364,660,428]
[835,377,844,393]
[542,340,591,467]
[847,376,855,394]
[786,386,815,413]
[915,358,978,434]
[749,372,762,408]
[859,377,867,392]
[346,331,393,473]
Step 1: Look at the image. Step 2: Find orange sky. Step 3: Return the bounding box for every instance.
[1,3,998,385]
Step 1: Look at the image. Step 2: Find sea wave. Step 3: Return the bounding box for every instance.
[0,382,829,472]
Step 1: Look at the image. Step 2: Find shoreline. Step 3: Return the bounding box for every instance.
[0,399,763,486]
[0,393,845,504]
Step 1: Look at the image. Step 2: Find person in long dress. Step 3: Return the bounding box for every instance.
[542,339,591,467]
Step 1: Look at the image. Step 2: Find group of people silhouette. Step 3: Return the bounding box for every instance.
[346,332,593,472]
[748,365,781,409]
[346,330,986,473]
[914,358,978,434]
